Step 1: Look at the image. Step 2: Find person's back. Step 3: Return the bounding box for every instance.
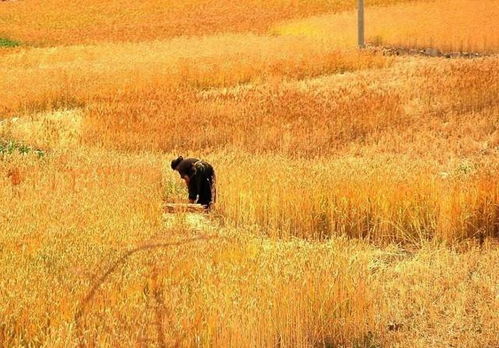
[171,156,216,207]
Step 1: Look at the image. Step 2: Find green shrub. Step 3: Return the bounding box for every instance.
[0,37,21,48]
[0,138,45,157]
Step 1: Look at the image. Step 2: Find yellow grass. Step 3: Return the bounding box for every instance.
[0,0,498,346]
[0,0,424,45]
[0,34,390,117]
[1,149,497,346]
[0,109,83,149]
[274,0,499,52]
[2,43,497,243]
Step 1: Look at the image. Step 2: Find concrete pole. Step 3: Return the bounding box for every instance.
[358,0,365,48]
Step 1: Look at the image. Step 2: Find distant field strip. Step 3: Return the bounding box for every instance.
[0,0,431,45]
[0,34,389,116]
[273,0,499,52]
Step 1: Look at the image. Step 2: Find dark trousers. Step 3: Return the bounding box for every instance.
[197,168,216,207]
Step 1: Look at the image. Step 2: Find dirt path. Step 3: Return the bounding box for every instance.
[369,44,493,59]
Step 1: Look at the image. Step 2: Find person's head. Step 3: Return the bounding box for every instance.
[171,156,183,171]
[171,156,192,183]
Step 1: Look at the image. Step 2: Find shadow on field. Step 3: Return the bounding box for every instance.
[74,234,222,347]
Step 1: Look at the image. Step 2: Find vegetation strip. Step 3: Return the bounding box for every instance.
[371,44,494,58]
[0,138,45,157]
[0,37,20,48]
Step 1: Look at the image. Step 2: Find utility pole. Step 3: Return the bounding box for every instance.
[358,0,365,48]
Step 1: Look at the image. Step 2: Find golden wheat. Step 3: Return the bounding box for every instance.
[0,0,498,346]
[0,0,426,45]
[274,0,499,52]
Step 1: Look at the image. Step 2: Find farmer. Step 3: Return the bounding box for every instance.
[171,156,216,208]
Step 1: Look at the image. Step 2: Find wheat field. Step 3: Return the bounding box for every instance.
[0,0,498,347]
[273,0,499,52]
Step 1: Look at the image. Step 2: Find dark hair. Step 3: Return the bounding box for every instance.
[171,156,183,170]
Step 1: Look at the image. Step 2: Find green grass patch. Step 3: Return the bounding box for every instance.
[0,138,45,157]
[0,37,21,48]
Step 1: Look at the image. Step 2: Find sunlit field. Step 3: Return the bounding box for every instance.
[1,0,498,346]
[274,0,499,52]
[0,0,427,45]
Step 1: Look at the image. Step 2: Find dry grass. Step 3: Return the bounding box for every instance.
[0,0,498,346]
[274,0,499,52]
[0,0,423,45]
[2,48,497,243]
[1,149,497,346]
[0,34,390,115]
[0,109,83,149]
[373,241,499,347]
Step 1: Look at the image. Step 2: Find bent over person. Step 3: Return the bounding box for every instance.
[171,156,216,208]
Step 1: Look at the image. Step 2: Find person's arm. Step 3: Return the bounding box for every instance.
[187,175,200,203]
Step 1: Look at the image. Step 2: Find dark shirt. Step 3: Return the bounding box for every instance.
[175,158,215,205]
[175,157,199,179]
